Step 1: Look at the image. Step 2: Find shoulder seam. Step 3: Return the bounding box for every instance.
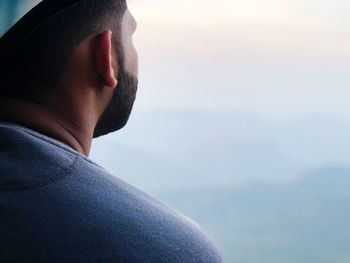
[0,154,80,192]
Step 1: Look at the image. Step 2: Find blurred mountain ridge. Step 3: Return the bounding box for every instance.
[91,111,350,191]
[161,166,350,263]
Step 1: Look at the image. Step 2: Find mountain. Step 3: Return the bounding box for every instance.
[91,111,350,190]
[159,167,350,263]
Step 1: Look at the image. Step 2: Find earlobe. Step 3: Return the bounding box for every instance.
[95,30,118,88]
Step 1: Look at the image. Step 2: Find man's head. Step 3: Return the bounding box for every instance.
[93,7,138,138]
[0,0,138,138]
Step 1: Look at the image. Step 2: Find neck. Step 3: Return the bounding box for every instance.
[0,98,93,156]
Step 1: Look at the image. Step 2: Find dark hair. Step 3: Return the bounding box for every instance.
[0,0,127,101]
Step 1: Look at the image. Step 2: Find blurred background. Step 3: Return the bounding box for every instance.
[1,0,350,262]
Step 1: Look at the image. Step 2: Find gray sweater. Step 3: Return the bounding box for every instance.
[0,122,222,262]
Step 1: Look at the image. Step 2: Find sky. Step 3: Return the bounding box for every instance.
[127,0,350,120]
[2,0,350,120]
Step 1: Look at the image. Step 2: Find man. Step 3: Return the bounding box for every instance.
[0,0,222,262]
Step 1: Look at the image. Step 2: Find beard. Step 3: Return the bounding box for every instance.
[93,68,138,138]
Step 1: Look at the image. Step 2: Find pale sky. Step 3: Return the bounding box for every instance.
[130,0,350,59]
[128,0,350,120]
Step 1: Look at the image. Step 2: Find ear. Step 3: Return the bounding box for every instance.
[95,30,118,88]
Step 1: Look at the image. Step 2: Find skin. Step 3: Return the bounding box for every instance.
[0,8,138,156]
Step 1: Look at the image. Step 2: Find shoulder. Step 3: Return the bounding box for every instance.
[0,123,222,262]
[65,157,223,262]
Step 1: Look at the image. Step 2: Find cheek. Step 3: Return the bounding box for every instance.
[122,35,138,77]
